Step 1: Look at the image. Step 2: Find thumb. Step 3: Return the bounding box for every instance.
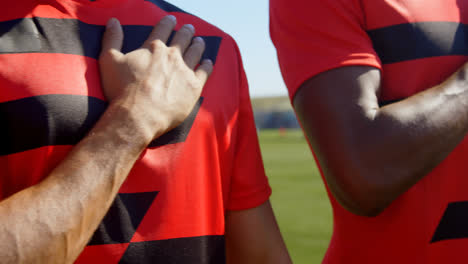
[101,18,124,58]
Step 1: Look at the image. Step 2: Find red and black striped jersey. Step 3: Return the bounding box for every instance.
[271,0,468,263]
[0,0,271,263]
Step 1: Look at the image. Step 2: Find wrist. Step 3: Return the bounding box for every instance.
[100,101,158,148]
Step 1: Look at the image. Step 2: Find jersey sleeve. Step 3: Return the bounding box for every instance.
[270,0,382,99]
[227,41,272,211]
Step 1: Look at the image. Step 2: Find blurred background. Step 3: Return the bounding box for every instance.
[169,0,333,263]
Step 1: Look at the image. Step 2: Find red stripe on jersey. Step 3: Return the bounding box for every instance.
[0,1,222,36]
[0,53,103,103]
[0,146,72,200]
[363,0,468,30]
[380,55,467,101]
[75,243,130,264]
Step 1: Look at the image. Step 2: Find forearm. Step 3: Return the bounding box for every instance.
[352,80,468,212]
[368,70,468,193]
[0,102,154,263]
[225,201,292,264]
[296,66,468,216]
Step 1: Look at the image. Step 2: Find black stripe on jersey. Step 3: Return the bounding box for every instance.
[0,95,203,155]
[144,0,190,14]
[120,235,226,264]
[89,192,159,245]
[0,17,222,63]
[0,95,106,156]
[431,201,468,243]
[368,22,468,64]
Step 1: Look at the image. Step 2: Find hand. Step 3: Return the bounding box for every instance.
[99,15,213,140]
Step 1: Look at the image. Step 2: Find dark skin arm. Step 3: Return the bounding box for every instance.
[294,65,468,217]
[0,16,213,263]
[225,201,292,264]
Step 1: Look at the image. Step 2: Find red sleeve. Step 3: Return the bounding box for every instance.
[270,0,382,99]
[227,40,272,211]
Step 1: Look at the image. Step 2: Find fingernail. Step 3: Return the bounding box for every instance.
[167,15,177,23]
[194,36,204,43]
[106,18,119,29]
[184,24,195,32]
[203,59,213,65]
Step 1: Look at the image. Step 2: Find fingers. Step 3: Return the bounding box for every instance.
[169,24,195,54]
[195,59,214,85]
[101,18,124,57]
[141,16,213,77]
[184,37,206,69]
[142,15,177,49]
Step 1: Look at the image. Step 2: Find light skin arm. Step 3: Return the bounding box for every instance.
[225,200,292,264]
[0,16,213,263]
[293,65,468,217]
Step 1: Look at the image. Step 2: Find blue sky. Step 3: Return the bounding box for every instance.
[168,0,288,98]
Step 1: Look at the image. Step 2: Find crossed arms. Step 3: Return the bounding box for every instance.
[294,64,468,216]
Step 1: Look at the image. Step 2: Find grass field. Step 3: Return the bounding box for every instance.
[258,129,333,264]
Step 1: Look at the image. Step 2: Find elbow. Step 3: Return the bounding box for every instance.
[346,198,387,218]
[325,168,395,218]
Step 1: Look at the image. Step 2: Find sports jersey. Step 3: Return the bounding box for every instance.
[271,0,468,263]
[0,0,272,263]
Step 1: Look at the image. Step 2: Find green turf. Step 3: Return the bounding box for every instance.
[258,129,333,264]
